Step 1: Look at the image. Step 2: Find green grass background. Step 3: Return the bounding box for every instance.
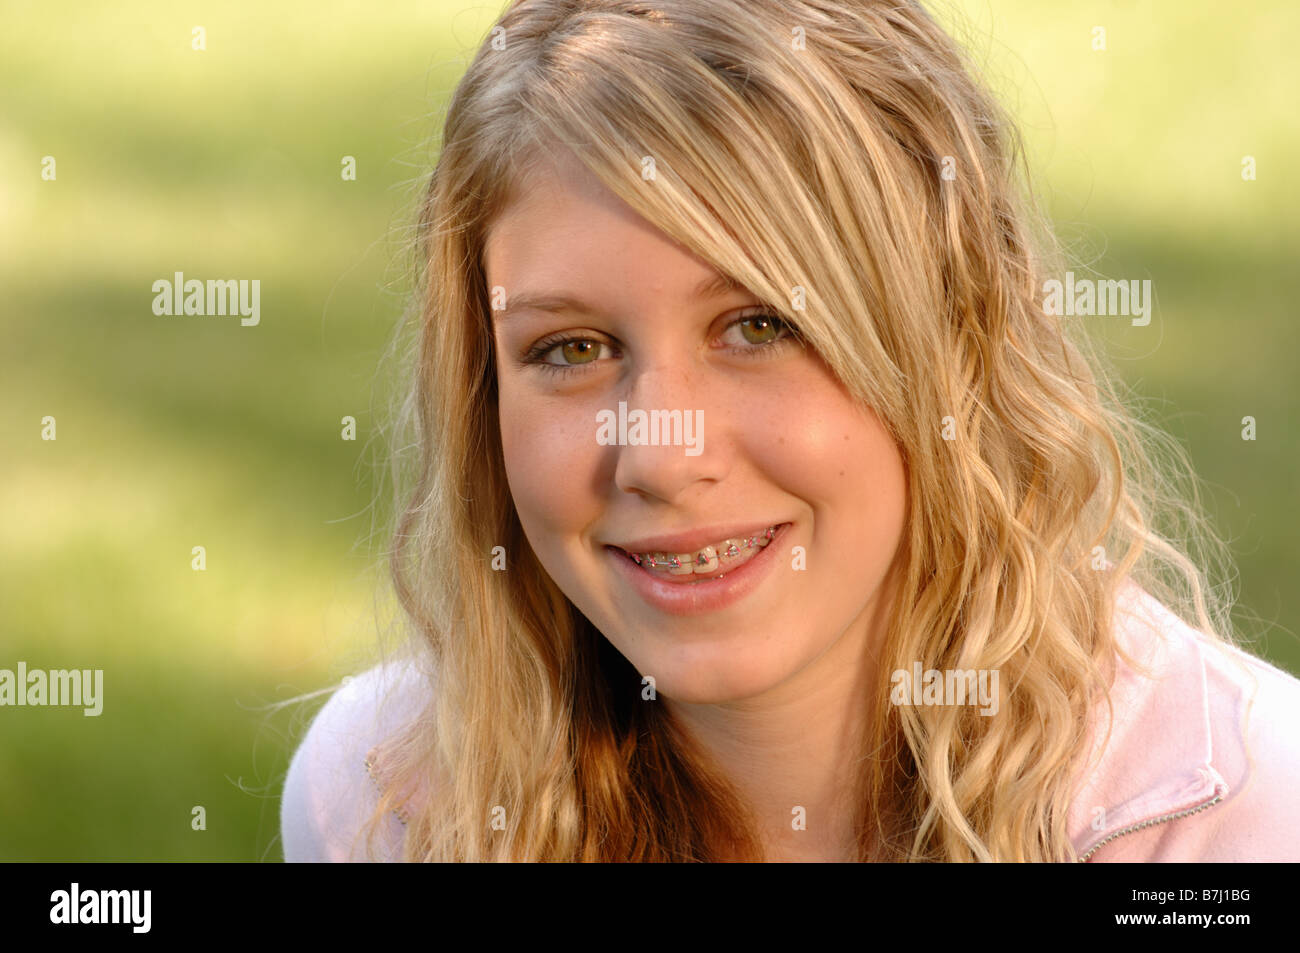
[1,0,1296,860]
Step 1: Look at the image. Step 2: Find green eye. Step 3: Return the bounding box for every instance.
[722,309,796,351]
[738,314,781,345]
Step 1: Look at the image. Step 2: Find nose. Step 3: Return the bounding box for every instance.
[609,362,728,503]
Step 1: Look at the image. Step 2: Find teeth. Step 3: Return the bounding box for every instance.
[630,526,778,575]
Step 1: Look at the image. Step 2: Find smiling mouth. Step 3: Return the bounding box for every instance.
[607,523,787,583]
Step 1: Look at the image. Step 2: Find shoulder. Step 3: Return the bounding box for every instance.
[1190,628,1300,861]
[280,657,431,862]
[1070,581,1300,862]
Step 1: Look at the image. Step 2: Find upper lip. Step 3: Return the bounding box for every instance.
[607,522,785,555]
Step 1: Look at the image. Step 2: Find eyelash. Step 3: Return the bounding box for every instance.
[519,309,800,378]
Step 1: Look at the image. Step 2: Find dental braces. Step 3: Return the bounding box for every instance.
[629,525,777,569]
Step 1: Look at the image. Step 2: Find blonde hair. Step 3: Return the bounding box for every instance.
[362,0,1241,861]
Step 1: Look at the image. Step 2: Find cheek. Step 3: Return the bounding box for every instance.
[742,366,906,566]
[833,413,907,573]
[497,373,601,544]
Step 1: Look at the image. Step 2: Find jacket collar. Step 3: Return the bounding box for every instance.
[1067,582,1230,859]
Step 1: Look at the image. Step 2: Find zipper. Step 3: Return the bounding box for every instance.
[1077,790,1224,862]
[364,753,411,827]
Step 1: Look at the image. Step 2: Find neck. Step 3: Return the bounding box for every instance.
[664,577,895,862]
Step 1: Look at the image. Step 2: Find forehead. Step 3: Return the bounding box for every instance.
[483,152,727,299]
[485,152,640,265]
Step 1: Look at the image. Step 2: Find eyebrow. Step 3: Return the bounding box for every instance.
[492,271,743,321]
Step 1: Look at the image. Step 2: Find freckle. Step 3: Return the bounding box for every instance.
[843,434,849,440]
[778,436,784,444]
[839,470,845,477]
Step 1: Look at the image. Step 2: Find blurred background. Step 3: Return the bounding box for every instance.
[1,0,1295,860]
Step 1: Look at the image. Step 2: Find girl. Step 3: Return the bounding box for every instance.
[281,0,1300,862]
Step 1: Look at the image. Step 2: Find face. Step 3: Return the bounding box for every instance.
[485,149,907,706]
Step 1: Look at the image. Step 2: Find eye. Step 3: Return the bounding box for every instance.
[545,339,605,365]
[516,307,800,379]
[718,309,798,352]
[521,334,617,376]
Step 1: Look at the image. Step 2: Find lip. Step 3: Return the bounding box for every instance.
[605,522,791,616]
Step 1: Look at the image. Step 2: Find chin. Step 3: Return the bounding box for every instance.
[636,645,791,705]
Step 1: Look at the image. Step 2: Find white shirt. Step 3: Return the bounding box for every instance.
[280,660,425,862]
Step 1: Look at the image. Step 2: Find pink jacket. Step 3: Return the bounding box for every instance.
[1068,582,1300,861]
[281,582,1300,862]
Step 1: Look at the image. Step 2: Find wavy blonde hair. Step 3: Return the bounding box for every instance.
[359,0,1241,861]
